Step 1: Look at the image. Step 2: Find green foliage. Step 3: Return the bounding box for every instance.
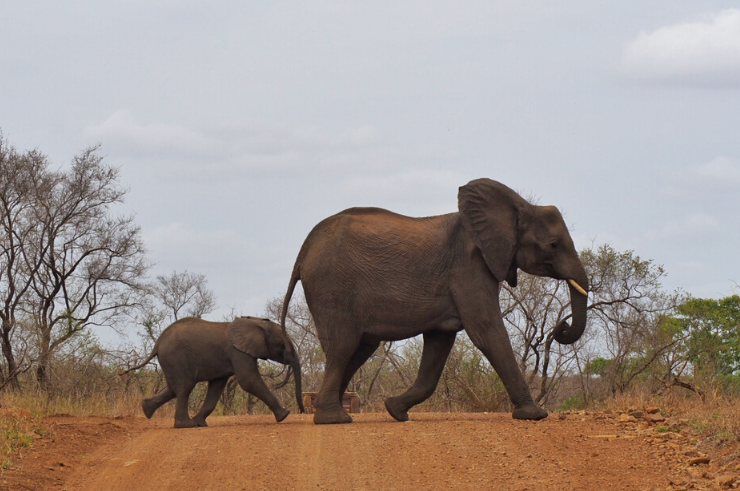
[555,393,587,411]
[584,357,611,377]
[715,373,740,396]
[0,412,40,461]
[673,295,740,377]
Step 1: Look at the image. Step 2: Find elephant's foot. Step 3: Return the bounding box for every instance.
[193,416,208,427]
[273,408,290,423]
[142,399,157,419]
[313,407,353,425]
[512,403,548,421]
[384,397,409,422]
[174,418,199,429]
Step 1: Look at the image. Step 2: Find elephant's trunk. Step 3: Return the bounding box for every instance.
[552,273,589,345]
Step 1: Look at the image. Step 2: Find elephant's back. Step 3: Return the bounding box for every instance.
[159,318,228,340]
[157,318,230,365]
[303,208,457,252]
[297,209,462,320]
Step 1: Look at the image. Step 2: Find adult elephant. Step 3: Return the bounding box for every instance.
[123,316,304,428]
[281,178,588,424]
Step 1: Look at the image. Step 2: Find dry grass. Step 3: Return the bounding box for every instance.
[0,408,43,471]
[599,388,740,458]
[1,388,148,417]
[0,387,169,469]
[0,381,276,421]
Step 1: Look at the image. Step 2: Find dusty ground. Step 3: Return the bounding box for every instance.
[0,410,735,491]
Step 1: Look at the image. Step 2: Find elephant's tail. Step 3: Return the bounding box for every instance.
[118,344,159,375]
[280,262,301,355]
[281,258,307,413]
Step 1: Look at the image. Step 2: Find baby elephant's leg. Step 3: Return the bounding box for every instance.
[172,379,198,428]
[142,387,175,419]
[232,355,290,422]
[193,376,230,427]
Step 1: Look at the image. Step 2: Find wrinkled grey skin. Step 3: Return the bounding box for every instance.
[123,316,305,428]
[282,178,588,424]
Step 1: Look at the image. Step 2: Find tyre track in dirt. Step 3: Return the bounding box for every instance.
[55,412,692,491]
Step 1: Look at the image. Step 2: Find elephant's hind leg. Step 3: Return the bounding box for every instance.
[311,308,358,424]
[193,376,229,427]
[339,341,380,397]
[385,331,456,422]
[314,350,355,425]
[142,388,175,419]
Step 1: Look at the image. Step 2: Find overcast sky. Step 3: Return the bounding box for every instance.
[2,1,739,339]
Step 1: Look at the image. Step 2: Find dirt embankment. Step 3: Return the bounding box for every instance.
[1,411,734,491]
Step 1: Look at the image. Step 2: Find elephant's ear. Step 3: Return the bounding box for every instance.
[228,317,270,359]
[458,178,524,286]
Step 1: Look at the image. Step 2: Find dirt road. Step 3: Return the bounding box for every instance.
[1,411,728,490]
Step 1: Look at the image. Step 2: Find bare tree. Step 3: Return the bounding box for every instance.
[131,270,217,363]
[579,245,685,397]
[18,145,150,388]
[0,137,55,389]
[152,270,217,322]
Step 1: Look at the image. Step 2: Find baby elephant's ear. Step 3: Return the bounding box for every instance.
[228,317,270,359]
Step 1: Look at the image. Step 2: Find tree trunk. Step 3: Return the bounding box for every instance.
[36,343,52,390]
[0,321,21,391]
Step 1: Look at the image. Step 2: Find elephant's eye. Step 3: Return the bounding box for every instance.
[549,241,558,250]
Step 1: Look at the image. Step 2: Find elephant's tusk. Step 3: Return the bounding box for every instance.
[568,279,588,296]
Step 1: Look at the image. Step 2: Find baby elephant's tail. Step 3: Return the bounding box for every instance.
[119,344,159,375]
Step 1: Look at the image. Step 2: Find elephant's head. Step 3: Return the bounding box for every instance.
[458,178,589,345]
[228,317,306,413]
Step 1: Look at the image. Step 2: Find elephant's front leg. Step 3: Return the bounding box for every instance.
[232,354,290,422]
[466,318,547,420]
[385,331,456,422]
[193,376,229,427]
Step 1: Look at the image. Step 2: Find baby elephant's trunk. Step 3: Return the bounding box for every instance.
[291,353,305,413]
[273,347,305,413]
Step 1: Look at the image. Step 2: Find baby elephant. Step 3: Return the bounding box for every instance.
[123,316,305,428]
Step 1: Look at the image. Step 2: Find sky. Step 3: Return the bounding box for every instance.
[2,1,739,342]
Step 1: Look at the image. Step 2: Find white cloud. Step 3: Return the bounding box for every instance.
[688,156,740,184]
[144,222,242,259]
[645,212,721,242]
[663,156,740,198]
[85,110,221,160]
[85,111,393,179]
[344,169,466,215]
[621,9,740,87]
